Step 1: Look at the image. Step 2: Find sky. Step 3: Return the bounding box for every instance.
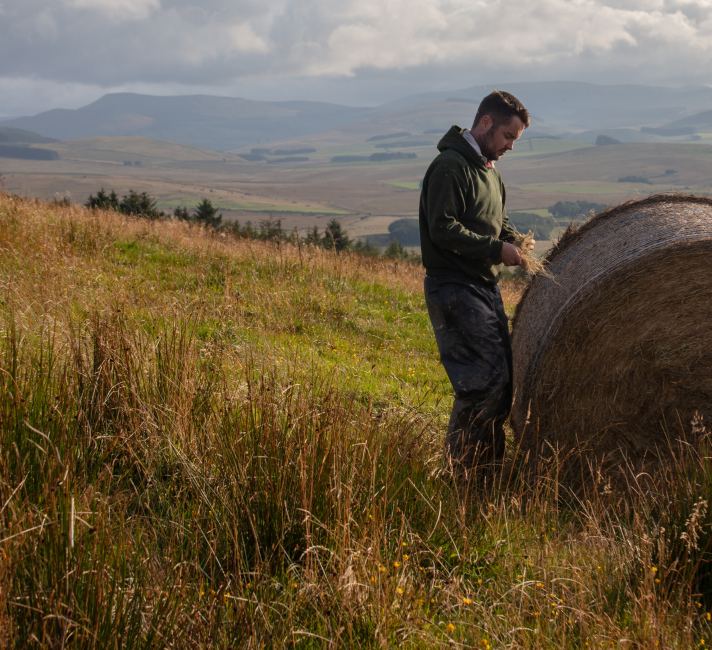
[1,0,712,117]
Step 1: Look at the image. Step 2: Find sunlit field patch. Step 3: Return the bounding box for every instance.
[1,193,711,648]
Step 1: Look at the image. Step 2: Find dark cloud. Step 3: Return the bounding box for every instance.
[1,0,711,115]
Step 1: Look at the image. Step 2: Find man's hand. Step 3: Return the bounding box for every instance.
[501,242,523,267]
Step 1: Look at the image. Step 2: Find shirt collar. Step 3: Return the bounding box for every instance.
[462,129,494,168]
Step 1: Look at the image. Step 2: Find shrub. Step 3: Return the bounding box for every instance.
[351,238,380,256]
[0,145,59,160]
[374,141,432,149]
[273,148,316,155]
[267,157,309,164]
[595,135,621,145]
[331,155,369,163]
[548,200,607,220]
[618,175,652,185]
[508,212,558,240]
[366,132,411,142]
[369,152,417,162]
[388,218,420,246]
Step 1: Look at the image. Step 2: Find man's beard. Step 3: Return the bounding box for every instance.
[477,129,499,161]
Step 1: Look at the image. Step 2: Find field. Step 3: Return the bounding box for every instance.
[0,128,710,248]
[3,193,712,647]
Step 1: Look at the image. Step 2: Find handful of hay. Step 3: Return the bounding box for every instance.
[511,194,712,465]
[513,231,552,278]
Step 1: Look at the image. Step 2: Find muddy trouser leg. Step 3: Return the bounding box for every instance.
[424,275,512,474]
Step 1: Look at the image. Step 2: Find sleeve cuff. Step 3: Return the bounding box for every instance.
[490,239,504,261]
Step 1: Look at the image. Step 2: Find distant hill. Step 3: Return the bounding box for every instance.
[0,126,58,144]
[6,83,712,153]
[380,82,712,130]
[649,108,712,133]
[4,94,375,152]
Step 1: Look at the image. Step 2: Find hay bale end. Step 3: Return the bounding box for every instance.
[512,194,712,461]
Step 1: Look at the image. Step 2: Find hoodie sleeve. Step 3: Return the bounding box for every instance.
[499,182,518,243]
[425,169,504,260]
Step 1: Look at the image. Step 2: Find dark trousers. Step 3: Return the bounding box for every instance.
[424,275,513,471]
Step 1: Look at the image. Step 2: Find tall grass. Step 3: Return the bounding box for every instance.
[1,192,712,647]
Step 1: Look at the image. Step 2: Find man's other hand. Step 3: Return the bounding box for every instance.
[524,238,536,251]
[501,242,523,267]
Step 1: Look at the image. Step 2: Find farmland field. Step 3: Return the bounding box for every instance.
[1,134,711,247]
[3,193,712,647]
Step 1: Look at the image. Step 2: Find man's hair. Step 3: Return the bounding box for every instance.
[473,90,530,129]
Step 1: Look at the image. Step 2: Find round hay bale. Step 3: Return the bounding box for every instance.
[511,194,712,462]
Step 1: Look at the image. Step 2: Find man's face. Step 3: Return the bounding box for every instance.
[478,115,526,161]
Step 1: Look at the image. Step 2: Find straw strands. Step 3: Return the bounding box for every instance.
[511,194,712,465]
[514,231,553,279]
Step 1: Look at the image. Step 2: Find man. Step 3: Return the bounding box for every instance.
[419,90,533,478]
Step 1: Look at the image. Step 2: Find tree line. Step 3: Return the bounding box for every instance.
[84,188,420,261]
[223,216,419,261]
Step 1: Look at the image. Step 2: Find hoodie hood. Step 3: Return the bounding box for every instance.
[437,125,488,170]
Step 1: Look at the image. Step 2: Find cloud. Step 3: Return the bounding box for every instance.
[66,0,161,22]
[1,0,712,114]
[265,0,712,79]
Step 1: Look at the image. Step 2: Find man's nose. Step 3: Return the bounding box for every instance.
[506,140,514,150]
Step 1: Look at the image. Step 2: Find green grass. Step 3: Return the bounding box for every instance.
[2,194,712,647]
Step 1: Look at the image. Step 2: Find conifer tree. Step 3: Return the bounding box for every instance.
[173,206,191,221]
[304,225,321,247]
[194,198,222,229]
[119,190,163,220]
[322,219,350,252]
[85,188,119,211]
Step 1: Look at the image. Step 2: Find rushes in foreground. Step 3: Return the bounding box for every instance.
[1,193,712,647]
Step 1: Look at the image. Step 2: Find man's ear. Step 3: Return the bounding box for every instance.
[478,114,493,132]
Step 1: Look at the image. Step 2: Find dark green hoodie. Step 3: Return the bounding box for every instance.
[419,125,518,284]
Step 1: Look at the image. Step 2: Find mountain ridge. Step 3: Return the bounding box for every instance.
[4,82,712,152]
[5,93,376,151]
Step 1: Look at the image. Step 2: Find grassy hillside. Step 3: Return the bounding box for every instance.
[2,194,712,647]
